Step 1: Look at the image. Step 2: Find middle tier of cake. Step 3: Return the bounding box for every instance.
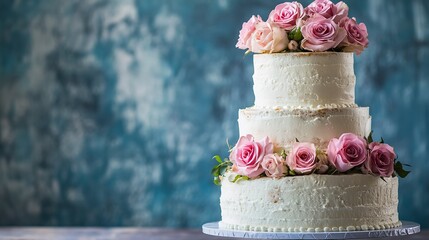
[238,107,371,149]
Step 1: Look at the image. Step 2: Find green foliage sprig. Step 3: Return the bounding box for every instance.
[364,131,374,144]
[211,155,233,186]
[394,161,411,178]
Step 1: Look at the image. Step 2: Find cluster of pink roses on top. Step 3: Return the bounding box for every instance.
[229,133,396,179]
[236,0,369,55]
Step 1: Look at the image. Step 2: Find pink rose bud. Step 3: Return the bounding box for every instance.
[236,15,263,50]
[300,14,346,52]
[287,142,317,174]
[327,133,368,172]
[364,142,396,177]
[339,17,369,55]
[229,134,274,178]
[305,0,348,23]
[250,22,289,53]
[262,153,287,178]
[268,1,305,31]
[288,40,299,51]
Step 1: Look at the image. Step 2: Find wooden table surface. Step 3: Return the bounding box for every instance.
[0,228,426,240]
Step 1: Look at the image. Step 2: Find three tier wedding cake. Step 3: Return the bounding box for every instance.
[211,0,410,233]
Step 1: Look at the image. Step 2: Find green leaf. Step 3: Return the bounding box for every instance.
[380,137,385,144]
[212,160,232,176]
[288,27,303,42]
[289,170,296,176]
[211,153,233,185]
[280,149,287,159]
[211,166,220,177]
[231,175,249,183]
[232,175,241,183]
[288,28,296,40]
[293,27,303,41]
[219,165,228,176]
[213,155,222,164]
[394,161,411,178]
[366,131,374,144]
[213,176,221,186]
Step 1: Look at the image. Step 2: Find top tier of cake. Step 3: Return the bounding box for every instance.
[253,52,355,108]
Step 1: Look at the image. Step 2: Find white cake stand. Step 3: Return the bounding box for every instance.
[202,221,420,239]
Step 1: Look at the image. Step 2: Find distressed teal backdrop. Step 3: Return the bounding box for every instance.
[0,0,428,228]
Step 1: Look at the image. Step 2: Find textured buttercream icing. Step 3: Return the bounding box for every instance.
[219,52,400,232]
[253,52,355,108]
[239,106,371,149]
[220,174,400,232]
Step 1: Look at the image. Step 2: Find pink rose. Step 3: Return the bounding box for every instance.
[236,15,263,50]
[339,17,369,55]
[268,1,305,31]
[364,142,396,177]
[301,15,346,52]
[250,22,289,53]
[261,153,287,178]
[327,133,368,172]
[333,2,349,23]
[230,134,274,178]
[286,142,317,174]
[305,0,349,23]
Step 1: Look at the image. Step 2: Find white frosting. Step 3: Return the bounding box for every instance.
[238,106,371,149]
[220,52,399,232]
[220,174,400,232]
[253,52,355,108]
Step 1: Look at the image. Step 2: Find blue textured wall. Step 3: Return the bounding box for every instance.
[0,0,428,228]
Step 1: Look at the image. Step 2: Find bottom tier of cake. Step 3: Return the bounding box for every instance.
[220,174,401,232]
